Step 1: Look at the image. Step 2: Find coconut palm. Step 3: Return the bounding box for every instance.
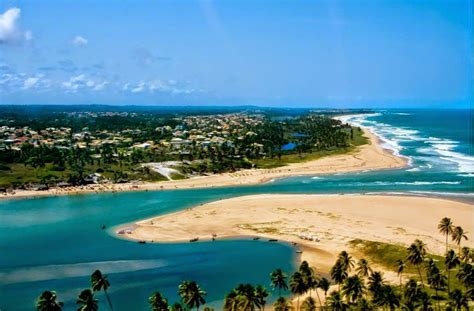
[178,280,206,310]
[459,247,472,263]
[36,290,63,311]
[456,263,474,290]
[289,271,307,311]
[448,289,469,310]
[406,239,426,286]
[452,226,469,254]
[223,290,239,311]
[337,251,355,272]
[301,297,316,311]
[341,275,366,304]
[356,259,372,279]
[403,279,424,310]
[374,285,400,311]
[76,289,99,311]
[91,270,113,311]
[367,271,385,300]
[254,285,269,310]
[299,261,321,307]
[326,291,349,311]
[438,217,454,252]
[445,249,461,293]
[330,261,348,291]
[234,283,259,310]
[316,278,330,298]
[273,297,292,311]
[148,291,168,311]
[395,259,405,290]
[271,269,288,297]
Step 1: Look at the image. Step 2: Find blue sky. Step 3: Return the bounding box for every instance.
[0,0,472,108]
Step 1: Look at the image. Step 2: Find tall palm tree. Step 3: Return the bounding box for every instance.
[289,271,307,311]
[178,281,206,311]
[270,269,288,297]
[356,259,372,279]
[223,290,238,311]
[330,261,348,291]
[148,291,169,311]
[273,297,292,311]
[299,261,321,307]
[91,270,113,311]
[234,283,259,310]
[395,259,405,291]
[317,277,330,302]
[301,297,316,311]
[374,285,400,311]
[445,249,461,293]
[438,217,454,253]
[341,275,366,304]
[448,289,469,310]
[459,247,472,263]
[76,289,99,311]
[326,291,349,311]
[368,271,385,300]
[337,251,355,272]
[406,239,426,286]
[36,290,63,311]
[452,226,469,254]
[456,262,474,289]
[254,285,269,310]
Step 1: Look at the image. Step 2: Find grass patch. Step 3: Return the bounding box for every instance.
[349,239,466,293]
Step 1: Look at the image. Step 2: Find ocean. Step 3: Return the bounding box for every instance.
[0,109,472,310]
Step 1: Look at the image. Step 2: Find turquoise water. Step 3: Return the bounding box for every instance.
[0,109,472,310]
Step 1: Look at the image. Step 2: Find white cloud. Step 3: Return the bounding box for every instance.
[92,81,108,91]
[22,77,39,89]
[0,8,32,43]
[61,74,107,92]
[131,82,146,93]
[72,35,88,46]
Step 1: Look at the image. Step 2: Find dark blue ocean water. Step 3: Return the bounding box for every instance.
[0,109,472,310]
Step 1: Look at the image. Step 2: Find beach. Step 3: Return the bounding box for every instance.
[0,129,406,200]
[124,194,474,282]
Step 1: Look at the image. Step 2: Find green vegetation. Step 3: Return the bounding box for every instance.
[0,107,367,189]
[35,217,473,310]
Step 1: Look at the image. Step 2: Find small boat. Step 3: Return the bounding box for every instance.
[268,239,278,242]
[296,250,303,254]
[252,237,260,240]
[189,238,199,242]
[138,241,146,244]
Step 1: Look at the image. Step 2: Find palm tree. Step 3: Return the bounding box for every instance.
[368,271,385,300]
[289,271,307,311]
[271,269,288,297]
[341,275,366,304]
[330,261,348,291]
[36,290,63,311]
[445,249,461,293]
[234,283,259,310]
[254,285,269,310]
[223,290,238,311]
[273,297,292,311]
[298,261,321,307]
[395,259,405,290]
[317,277,330,302]
[438,217,454,252]
[456,262,474,289]
[148,291,169,311]
[301,297,316,311]
[326,291,349,311]
[406,239,426,286]
[452,226,469,254]
[448,289,469,310]
[375,285,400,311]
[459,247,472,263]
[337,251,355,272]
[356,259,372,279]
[178,281,206,311]
[91,270,113,311]
[76,289,99,311]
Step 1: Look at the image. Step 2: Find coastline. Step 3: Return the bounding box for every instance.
[0,128,407,201]
[122,193,474,282]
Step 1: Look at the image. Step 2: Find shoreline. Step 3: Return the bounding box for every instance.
[121,193,473,282]
[0,128,407,201]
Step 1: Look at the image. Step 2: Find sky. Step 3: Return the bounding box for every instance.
[0,0,472,108]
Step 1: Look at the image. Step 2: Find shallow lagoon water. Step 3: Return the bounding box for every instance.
[0,109,472,310]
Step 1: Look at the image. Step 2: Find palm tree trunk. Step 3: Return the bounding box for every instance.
[446,234,448,253]
[104,289,114,311]
[297,296,300,311]
[447,269,451,294]
[435,289,440,311]
[315,289,322,310]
